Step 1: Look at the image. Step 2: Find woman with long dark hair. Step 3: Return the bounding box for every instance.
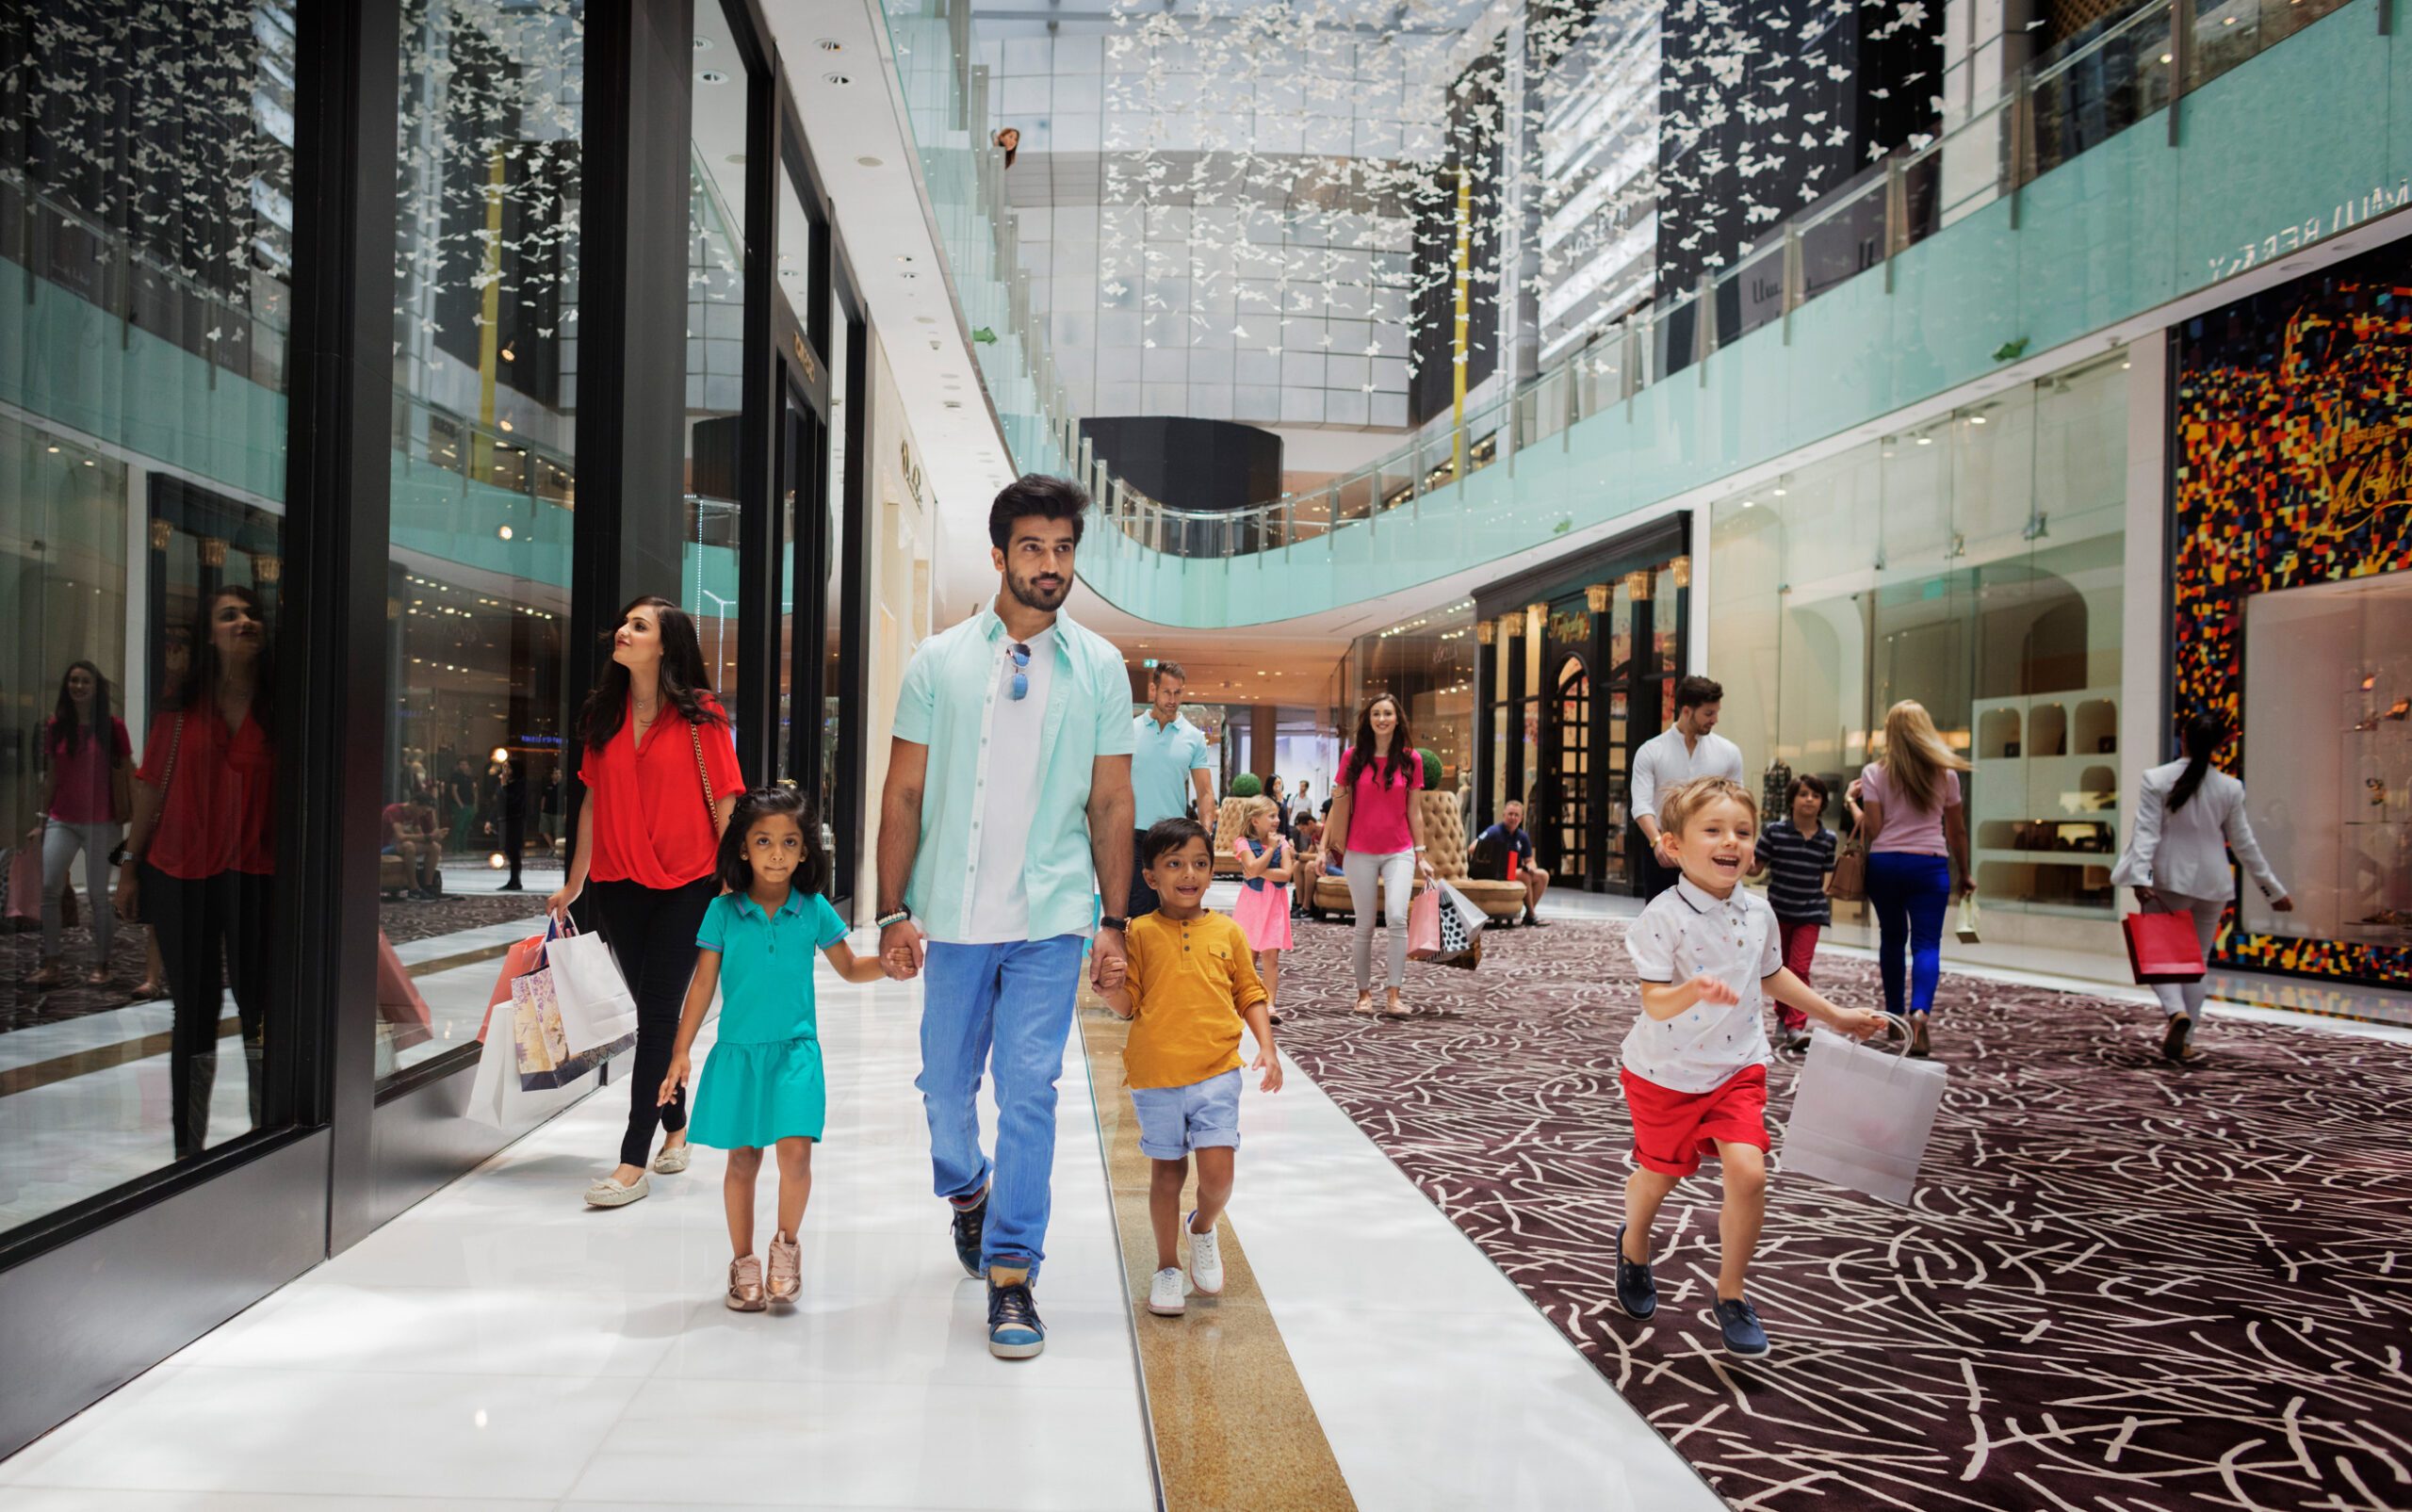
[548,595,744,1207]
[2110,712,2290,1064]
[26,660,132,987]
[115,587,279,1158]
[1323,691,1433,1019]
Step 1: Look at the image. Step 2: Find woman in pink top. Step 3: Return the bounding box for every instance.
[26,661,132,987]
[1845,700,1971,1058]
[1324,692,1434,1019]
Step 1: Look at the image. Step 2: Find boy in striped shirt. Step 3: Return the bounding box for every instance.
[1751,773,1838,1052]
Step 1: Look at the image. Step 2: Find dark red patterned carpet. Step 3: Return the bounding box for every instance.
[1270,916,2412,1512]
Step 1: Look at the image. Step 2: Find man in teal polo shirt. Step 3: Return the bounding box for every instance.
[1129,660,1214,914]
[874,474,1135,1361]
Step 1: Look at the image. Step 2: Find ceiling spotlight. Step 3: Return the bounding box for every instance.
[896,254,914,264]
[698,69,728,84]
[817,38,843,52]
[498,525,514,540]
[857,155,884,169]
[725,153,747,166]
[915,315,937,324]
[823,72,851,86]
[692,34,713,51]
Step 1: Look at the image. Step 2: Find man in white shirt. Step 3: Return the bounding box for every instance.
[1628,675,1745,899]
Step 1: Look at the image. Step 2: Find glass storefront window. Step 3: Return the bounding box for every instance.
[686,0,751,705]
[821,293,851,884]
[2241,577,2412,949]
[1,0,307,1232]
[379,0,583,1082]
[1708,350,2130,936]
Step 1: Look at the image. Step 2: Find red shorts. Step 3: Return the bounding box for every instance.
[1620,1065,1770,1178]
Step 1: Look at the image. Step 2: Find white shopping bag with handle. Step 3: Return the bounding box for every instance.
[1782,1013,1948,1206]
[546,919,641,1055]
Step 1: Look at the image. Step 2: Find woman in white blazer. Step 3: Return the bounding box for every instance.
[2110,713,2291,1063]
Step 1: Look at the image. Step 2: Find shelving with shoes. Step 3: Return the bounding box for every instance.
[1968,689,2120,914]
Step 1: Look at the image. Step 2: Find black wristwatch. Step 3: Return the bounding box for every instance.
[1099,915,1130,933]
[108,844,134,868]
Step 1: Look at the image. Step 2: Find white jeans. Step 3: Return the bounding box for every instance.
[1344,849,1416,992]
[2143,890,2224,1020]
[41,819,119,963]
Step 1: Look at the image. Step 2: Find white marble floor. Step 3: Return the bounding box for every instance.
[0,956,1158,1511]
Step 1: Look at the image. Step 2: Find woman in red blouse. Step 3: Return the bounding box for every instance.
[25,661,132,987]
[548,595,743,1207]
[115,587,279,1160]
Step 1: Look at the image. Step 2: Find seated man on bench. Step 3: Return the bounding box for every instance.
[1469,799,1551,927]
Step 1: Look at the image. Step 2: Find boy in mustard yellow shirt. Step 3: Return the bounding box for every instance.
[1098,817,1283,1317]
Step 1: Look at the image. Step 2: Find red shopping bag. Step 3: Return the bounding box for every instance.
[374,931,433,1052]
[5,846,75,929]
[2123,911,2206,984]
[477,935,548,1043]
[1405,884,1442,961]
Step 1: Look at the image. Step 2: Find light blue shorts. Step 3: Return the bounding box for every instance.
[1130,1068,1243,1161]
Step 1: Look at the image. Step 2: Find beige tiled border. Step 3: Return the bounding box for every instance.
[1076,992,1358,1512]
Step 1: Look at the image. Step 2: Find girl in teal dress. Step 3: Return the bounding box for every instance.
[660,786,887,1311]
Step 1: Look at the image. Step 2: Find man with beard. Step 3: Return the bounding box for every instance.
[874,474,1135,1360]
[1128,659,1214,915]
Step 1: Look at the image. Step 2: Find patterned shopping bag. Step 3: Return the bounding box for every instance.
[510,960,619,1092]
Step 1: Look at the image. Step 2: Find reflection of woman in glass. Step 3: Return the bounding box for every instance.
[548,596,743,1208]
[115,588,278,1159]
[26,661,133,988]
[131,627,192,1001]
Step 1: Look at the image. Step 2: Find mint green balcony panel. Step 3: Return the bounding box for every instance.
[0,261,286,501]
[1080,1,2411,626]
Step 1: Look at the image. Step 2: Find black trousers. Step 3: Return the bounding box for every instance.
[144,865,273,1160]
[501,814,524,887]
[1631,826,1681,900]
[1128,830,1159,916]
[586,875,715,1167]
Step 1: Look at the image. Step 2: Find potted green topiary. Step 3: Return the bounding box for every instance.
[1229,772,1263,798]
[1417,748,1442,789]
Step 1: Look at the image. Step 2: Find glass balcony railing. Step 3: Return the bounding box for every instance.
[879,0,2355,571]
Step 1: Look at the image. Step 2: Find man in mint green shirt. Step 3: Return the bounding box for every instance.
[1129,660,1214,913]
[874,475,1134,1363]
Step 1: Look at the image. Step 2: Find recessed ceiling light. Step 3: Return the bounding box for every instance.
[856,155,883,169]
[725,153,747,165]
[698,69,728,84]
[915,316,937,324]
[823,73,851,86]
[692,35,713,51]
[896,254,914,264]
[817,38,843,52]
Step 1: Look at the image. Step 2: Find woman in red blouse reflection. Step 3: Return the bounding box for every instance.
[547,595,743,1209]
[115,587,278,1161]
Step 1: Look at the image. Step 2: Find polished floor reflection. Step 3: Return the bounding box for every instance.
[0,948,1155,1509]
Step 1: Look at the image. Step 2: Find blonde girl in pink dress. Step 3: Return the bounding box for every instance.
[1231,797,1296,1022]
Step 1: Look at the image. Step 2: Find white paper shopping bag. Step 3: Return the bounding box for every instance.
[1782,1015,1948,1206]
[546,920,641,1055]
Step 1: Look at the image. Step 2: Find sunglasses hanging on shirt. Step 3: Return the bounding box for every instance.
[1008,642,1032,700]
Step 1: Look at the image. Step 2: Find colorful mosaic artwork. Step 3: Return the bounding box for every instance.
[2172,252,2412,987]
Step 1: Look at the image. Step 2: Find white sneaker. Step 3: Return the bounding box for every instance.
[1186,1211,1224,1295]
[1148,1265,1190,1316]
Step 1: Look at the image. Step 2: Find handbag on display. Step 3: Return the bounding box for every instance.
[2123,910,2207,984]
[1825,834,1868,902]
[546,918,641,1055]
[1783,1014,1948,1207]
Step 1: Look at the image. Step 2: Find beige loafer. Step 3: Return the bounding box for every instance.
[651,1142,692,1175]
[583,1172,649,1208]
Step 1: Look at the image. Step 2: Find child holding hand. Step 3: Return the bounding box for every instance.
[1230,796,1296,1022]
[1098,817,1282,1319]
[1616,776,1886,1357]
[660,786,888,1312]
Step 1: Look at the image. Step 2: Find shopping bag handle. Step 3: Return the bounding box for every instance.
[1860,1013,1915,1058]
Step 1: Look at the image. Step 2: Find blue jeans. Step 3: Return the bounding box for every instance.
[917,935,1085,1271]
[1865,853,1951,1019]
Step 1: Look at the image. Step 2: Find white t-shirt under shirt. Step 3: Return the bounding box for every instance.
[1622,875,1784,1093]
[958,625,1056,944]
